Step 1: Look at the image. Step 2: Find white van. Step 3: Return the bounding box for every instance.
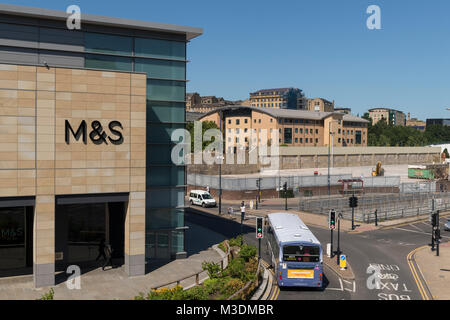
[189,190,216,208]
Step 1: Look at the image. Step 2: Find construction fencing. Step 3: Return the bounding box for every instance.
[298,191,450,223]
[187,173,402,192]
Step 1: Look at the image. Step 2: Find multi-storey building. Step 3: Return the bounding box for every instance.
[426,118,450,127]
[334,107,351,114]
[406,113,426,131]
[186,92,201,110]
[368,108,406,126]
[0,4,201,287]
[199,106,369,153]
[249,88,306,110]
[307,98,335,112]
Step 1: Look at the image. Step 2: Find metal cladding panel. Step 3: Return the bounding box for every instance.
[0,46,38,64]
[38,50,84,68]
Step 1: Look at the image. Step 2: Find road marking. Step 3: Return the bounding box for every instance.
[394,227,450,239]
[409,224,426,232]
[407,246,430,300]
[327,278,344,291]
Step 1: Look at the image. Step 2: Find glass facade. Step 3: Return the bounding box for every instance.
[83,32,187,260]
[0,207,26,270]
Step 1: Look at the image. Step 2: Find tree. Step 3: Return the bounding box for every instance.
[186,121,220,151]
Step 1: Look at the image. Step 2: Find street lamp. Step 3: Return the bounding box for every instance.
[327,126,334,196]
[217,154,224,214]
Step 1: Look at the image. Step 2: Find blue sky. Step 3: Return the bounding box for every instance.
[5,0,450,119]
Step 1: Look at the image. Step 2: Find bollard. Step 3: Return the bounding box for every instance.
[195,274,199,285]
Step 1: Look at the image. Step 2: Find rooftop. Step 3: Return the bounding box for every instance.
[0,3,203,40]
[250,88,302,96]
[200,105,369,123]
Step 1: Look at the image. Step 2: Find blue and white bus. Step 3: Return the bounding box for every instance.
[265,212,323,288]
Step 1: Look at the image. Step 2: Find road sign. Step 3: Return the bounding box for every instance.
[340,254,347,270]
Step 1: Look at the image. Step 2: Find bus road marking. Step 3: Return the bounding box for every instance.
[326,278,344,291]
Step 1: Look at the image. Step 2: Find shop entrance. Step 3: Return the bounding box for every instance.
[55,201,125,271]
[0,205,34,276]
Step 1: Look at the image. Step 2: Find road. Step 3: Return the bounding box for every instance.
[186,206,450,300]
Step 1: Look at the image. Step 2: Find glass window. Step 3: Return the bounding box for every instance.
[147,79,185,102]
[148,166,185,186]
[146,208,184,230]
[147,144,173,164]
[147,188,185,208]
[147,123,185,144]
[0,207,26,270]
[284,128,292,144]
[283,245,320,262]
[147,101,185,123]
[171,230,184,255]
[135,38,186,60]
[85,54,132,71]
[135,58,185,81]
[85,32,132,55]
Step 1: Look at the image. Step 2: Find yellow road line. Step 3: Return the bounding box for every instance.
[269,285,280,300]
[407,245,430,300]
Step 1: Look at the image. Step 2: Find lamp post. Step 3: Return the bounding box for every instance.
[328,126,334,196]
[217,154,224,215]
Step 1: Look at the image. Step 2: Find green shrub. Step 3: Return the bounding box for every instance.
[239,244,257,262]
[218,241,227,253]
[202,261,222,279]
[39,288,54,300]
[228,235,243,247]
[143,285,184,300]
[222,278,245,297]
[181,286,209,300]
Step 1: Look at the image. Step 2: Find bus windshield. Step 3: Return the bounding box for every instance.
[282,245,320,262]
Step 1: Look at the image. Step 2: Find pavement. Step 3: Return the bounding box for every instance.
[414,242,450,300]
[202,197,441,233]
[0,247,222,300]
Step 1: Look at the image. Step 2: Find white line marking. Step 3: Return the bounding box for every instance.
[409,224,425,232]
[394,227,450,239]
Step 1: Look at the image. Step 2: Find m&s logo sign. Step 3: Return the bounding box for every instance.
[65,120,124,145]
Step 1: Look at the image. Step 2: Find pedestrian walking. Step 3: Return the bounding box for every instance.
[96,238,106,263]
[102,243,114,270]
[228,206,233,215]
[206,185,210,193]
[240,201,245,224]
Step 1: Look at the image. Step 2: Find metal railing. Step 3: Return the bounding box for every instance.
[150,241,230,291]
[299,191,450,222]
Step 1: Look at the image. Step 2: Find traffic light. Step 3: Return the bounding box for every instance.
[435,229,441,242]
[349,196,358,208]
[329,210,336,230]
[432,213,439,227]
[256,179,260,188]
[256,217,264,239]
[283,182,287,192]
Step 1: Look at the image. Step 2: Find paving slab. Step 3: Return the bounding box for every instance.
[0,247,222,300]
[414,242,450,300]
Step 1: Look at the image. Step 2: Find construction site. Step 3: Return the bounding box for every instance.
[187,146,450,222]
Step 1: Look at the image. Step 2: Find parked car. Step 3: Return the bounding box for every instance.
[189,190,217,208]
[444,219,450,231]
